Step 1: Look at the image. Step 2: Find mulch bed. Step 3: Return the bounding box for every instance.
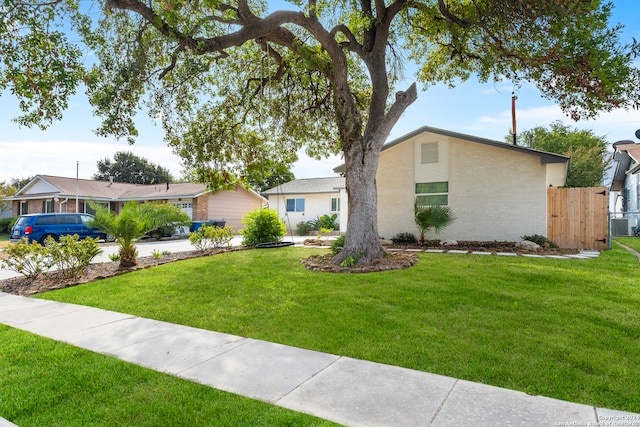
[0,249,226,297]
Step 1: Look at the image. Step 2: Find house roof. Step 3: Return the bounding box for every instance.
[262,177,345,196]
[332,126,570,174]
[610,141,640,191]
[8,175,208,201]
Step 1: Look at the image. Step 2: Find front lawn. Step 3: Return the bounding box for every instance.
[31,242,640,414]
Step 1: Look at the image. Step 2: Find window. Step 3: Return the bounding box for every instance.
[331,197,341,212]
[43,200,54,213]
[421,142,439,164]
[415,182,448,206]
[286,198,305,212]
[19,201,28,215]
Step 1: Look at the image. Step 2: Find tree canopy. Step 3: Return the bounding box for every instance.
[93,151,174,184]
[512,121,611,188]
[2,0,638,265]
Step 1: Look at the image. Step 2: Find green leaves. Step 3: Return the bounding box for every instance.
[516,121,610,188]
[1,0,87,128]
[90,201,191,267]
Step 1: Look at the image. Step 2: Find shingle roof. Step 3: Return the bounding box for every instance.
[13,175,208,200]
[332,126,569,174]
[262,177,345,195]
[610,141,640,191]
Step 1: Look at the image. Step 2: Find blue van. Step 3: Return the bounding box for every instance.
[10,213,107,244]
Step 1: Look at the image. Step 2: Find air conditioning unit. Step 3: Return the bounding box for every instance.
[611,218,629,236]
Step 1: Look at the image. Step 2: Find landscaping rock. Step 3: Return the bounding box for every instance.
[515,240,541,251]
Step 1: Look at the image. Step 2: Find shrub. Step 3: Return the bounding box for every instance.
[189,224,235,250]
[310,214,338,231]
[414,204,455,242]
[45,235,103,279]
[0,217,16,234]
[241,209,286,246]
[330,234,346,255]
[521,234,558,248]
[296,221,314,236]
[0,238,51,278]
[391,233,417,245]
[148,224,176,239]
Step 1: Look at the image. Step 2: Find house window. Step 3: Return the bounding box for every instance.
[286,198,305,212]
[416,182,448,207]
[421,142,439,164]
[43,200,54,213]
[19,201,28,215]
[331,197,341,212]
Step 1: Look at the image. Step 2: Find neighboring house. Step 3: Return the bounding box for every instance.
[0,206,11,219]
[4,175,266,232]
[609,140,640,236]
[262,177,347,233]
[333,126,569,242]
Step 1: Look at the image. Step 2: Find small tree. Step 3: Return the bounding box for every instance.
[414,204,456,244]
[241,208,286,246]
[90,201,191,268]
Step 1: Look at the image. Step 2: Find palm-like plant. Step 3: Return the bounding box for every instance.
[414,203,456,244]
[90,201,191,268]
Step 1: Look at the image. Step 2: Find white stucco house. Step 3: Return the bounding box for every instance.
[262,177,347,233]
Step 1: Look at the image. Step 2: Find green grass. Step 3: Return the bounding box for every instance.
[0,326,338,426]
[616,237,640,252]
[26,243,640,415]
[0,233,8,242]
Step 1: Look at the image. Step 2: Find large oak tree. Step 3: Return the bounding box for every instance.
[1,0,638,265]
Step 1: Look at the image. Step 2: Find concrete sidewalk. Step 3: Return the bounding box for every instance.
[1,293,639,426]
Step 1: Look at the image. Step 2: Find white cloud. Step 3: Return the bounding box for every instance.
[292,153,343,179]
[467,105,640,144]
[0,140,184,182]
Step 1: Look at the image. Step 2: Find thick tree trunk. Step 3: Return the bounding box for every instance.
[332,136,385,265]
[331,83,417,266]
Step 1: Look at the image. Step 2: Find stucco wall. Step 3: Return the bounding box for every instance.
[377,133,550,241]
[267,192,341,234]
[206,186,264,232]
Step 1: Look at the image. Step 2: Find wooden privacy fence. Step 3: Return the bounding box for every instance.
[547,187,608,250]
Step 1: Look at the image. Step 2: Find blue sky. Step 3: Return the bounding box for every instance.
[1,1,640,183]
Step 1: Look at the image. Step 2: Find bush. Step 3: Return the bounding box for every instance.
[521,234,558,248]
[241,208,286,246]
[45,235,103,279]
[0,217,16,234]
[391,232,417,245]
[296,221,314,236]
[148,224,176,239]
[309,214,338,231]
[330,234,346,255]
[0,238,51,278]
[189,224,235,250]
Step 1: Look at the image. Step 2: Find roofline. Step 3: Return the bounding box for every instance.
[333,126,570,173]
[262,177,345,195]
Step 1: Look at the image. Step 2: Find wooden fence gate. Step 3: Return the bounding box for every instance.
[547,187,608,250]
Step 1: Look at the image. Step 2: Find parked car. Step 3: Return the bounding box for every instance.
[10,213,107,244]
